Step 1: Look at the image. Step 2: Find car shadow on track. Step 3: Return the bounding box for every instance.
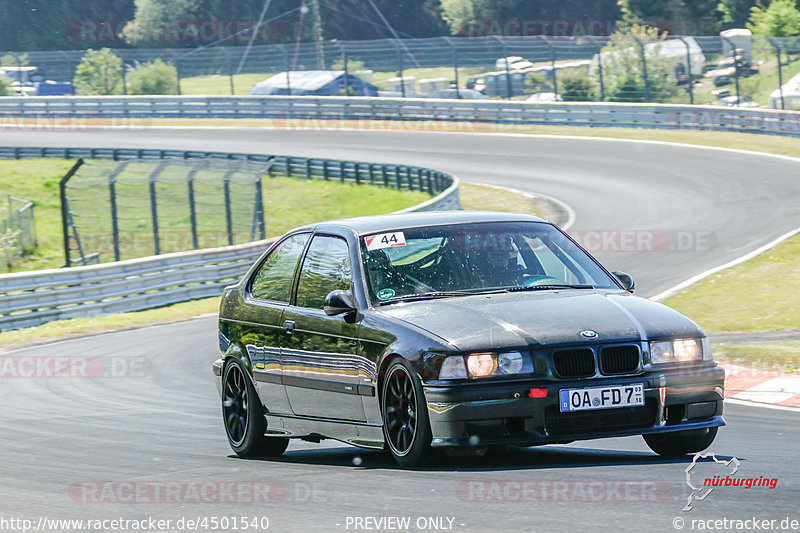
[228,443,732,471]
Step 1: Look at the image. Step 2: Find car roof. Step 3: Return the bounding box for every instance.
[298,211,549,236]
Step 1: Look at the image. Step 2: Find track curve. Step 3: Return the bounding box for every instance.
[1,128,799,532]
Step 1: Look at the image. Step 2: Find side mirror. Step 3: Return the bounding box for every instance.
[612,271,635,293]
[324,289,357,316]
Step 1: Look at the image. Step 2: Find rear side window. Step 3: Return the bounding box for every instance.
[250,233,310,302]
[296,235,352,309]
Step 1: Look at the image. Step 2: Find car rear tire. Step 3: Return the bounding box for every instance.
[381,359,433,467]
[643,427,718,457]
[222,359,289,458]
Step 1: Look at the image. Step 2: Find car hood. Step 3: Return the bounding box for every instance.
[375,290,703,351]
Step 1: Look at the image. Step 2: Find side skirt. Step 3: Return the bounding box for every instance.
[264,413,385,450]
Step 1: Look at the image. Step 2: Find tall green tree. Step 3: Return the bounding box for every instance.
[718,0,757,27]
[618,0,721,34]
[0,0,135,51]
[747,0,800,36]
[73,48,123,95]
[442,0,621,35]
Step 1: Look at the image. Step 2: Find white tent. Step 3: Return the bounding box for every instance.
[769,71,800,110]
[590,37,705,78]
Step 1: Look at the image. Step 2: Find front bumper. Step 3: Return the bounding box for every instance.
[423,364,725,447]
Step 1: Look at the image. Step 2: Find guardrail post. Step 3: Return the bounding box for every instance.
[767,36,785,110]
[382,165,389,187]
[339,161,346,182]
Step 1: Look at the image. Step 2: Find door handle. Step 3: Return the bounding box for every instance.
[283,320,295,335]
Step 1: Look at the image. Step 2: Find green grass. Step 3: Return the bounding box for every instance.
[712,343,800,374]
[460,182,550,219]
[665,235,800,333]
[0,159,78,273]
[179,73,271,96]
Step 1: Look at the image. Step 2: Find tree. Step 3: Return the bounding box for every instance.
[718,0,757,27]
[618,0,720,35]
[126,59,178,94]
[0,77,10,96]
[0,0,135,51]
[74,48,124,95]
[748,0,800,37]
[443,0,621,36]
[593,24,677,103]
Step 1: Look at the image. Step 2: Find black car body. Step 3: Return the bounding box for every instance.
[214,212,725,466]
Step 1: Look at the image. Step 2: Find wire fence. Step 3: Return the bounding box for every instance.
[59,153,453,267]
[0,196,36,268]
[4,34,800,108]
[62,158,270,266]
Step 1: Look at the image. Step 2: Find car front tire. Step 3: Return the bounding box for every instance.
[643,427,718,457]
[381,359,434,467]
[222,359,289,458]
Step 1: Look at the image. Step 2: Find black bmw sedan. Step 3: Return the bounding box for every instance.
[214,211,725,466]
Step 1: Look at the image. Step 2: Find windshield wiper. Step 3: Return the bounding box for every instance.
[378,291,474,305]
[504,284,595,292]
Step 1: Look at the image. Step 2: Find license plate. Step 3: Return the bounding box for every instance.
[559,384,644,412]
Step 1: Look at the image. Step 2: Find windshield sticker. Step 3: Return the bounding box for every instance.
[377,288,396,300]
[365,232,407,251]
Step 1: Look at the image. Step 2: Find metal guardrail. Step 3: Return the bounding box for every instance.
[3,95,800,137]
[0,145,459,332]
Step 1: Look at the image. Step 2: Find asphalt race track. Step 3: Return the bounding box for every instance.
[1,128,799,532]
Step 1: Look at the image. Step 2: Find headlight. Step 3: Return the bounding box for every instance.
[438,352,533,379]
[466,353,497,377]
[649,338,705,364]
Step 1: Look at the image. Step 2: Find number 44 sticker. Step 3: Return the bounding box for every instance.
[365,232,407,251]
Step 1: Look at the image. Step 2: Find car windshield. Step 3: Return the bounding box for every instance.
[361,221,619,304]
